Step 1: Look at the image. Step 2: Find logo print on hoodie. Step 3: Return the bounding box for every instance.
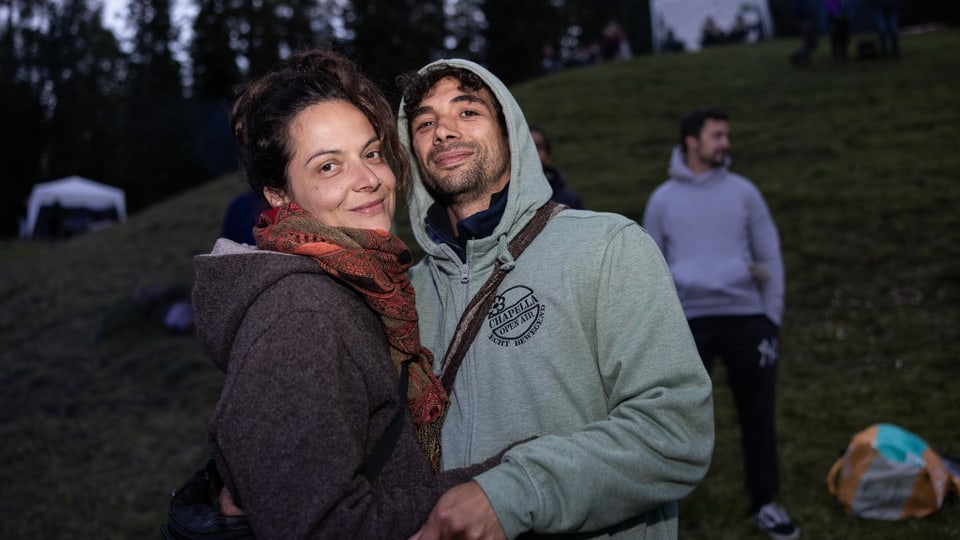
[486,285,544,346]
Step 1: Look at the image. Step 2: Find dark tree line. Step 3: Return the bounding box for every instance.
[3,0,953,237]
[1,0,640,237]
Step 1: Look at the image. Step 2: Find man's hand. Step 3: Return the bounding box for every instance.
[408,481,506,540]
[749,262,770,283]
[219,485,246,517]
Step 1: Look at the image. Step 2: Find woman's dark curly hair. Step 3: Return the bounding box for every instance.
[230,48,410,199]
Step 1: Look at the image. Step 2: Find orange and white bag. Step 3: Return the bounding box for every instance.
[827,423,960,520]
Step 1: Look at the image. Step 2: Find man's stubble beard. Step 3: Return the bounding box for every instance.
[420,141,510,208]
[695,148,726,170]
[711,150,727,167]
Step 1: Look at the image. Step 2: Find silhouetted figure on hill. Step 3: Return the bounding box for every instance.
[789,0,820,67]
[541,43,564,74]
[728,15,746,42]
[823,0,855,61]
[868,0,900,58]
[601,19,632,61]
[662,27,686,52]
[529,126,585,209]
[701,16,726,47]
[573,40,602,66]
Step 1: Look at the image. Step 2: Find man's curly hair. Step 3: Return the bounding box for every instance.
[397,65,507,138]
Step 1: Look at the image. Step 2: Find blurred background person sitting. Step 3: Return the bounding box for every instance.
[530,125,585,209]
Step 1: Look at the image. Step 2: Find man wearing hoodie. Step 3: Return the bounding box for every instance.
[642,108,797,540]
[397,60,714,540]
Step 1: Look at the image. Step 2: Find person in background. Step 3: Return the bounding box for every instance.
[700,16,726,47]
[823,0,854,61]
[601,18,633,60]
[540,43,564,75]
[728,14,751,43]
[219,190,268,245]
[529,125,585,209]
[661,27,686,53]
[868,0,900,58]
[642,108,797,540]
[788,0,820,67]
[194,48,514,539]
[396,58,714,540]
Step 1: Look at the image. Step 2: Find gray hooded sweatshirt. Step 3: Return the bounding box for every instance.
[397,59,714,539]
[643,146,784,326]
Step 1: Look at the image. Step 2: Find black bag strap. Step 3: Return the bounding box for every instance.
[440,201,565,392]
[161,361,411,540]
[361,359,409,480]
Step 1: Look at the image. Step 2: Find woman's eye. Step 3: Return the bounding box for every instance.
[319,162,337,173]
[366,150,382,160]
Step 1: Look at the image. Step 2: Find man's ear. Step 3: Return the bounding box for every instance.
[263,186,289,208]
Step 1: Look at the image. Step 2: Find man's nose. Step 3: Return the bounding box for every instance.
[433,117,459,143]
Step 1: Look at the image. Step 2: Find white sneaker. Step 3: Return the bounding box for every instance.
[754,502,799,540]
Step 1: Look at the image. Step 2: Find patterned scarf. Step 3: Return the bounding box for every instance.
[254,202,447,472]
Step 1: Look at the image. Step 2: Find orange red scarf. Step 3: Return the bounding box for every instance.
[254,202,446,471]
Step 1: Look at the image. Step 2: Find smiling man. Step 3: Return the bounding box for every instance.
[396,60,714,540]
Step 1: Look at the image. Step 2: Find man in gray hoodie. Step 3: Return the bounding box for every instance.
[642,108,797,540]
[397,60,714,539]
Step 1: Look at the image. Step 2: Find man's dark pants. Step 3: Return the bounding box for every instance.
[688,314,781,513]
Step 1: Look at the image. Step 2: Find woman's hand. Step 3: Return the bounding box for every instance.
[218,485,246,517]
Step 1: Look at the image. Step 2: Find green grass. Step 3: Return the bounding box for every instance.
[2,31,959,538]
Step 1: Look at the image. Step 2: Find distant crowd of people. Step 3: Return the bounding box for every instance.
[649,0,901,63]
[790,0,901,67]
[700,12,765,48]
[540,18,632,75]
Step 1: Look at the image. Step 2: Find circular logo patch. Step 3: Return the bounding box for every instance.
[486,285,545,346]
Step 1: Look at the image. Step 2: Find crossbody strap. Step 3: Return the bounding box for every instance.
[361,359,409,481]
[440,201,566,392]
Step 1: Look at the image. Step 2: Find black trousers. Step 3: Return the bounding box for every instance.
[688,315,781,512]
[827,14,851,61]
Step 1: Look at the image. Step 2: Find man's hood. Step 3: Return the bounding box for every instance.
[397,58,552,260]
[667,145,732,185]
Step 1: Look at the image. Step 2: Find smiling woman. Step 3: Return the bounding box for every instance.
[259,100,397,232]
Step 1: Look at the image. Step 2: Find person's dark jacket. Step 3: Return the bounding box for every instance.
[192,239,499,539]
[219,192,268,245]
[543,165,585,209]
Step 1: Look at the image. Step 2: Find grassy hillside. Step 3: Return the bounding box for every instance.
[2,30,959,538]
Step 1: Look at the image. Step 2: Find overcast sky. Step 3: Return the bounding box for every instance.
[100,0,197,43]
[99,0,197,58]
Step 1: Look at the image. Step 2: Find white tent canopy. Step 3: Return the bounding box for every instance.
[22,176,127,238]
[650,0,774,53]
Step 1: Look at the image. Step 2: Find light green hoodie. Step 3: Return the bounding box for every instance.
[398,59,714,539]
